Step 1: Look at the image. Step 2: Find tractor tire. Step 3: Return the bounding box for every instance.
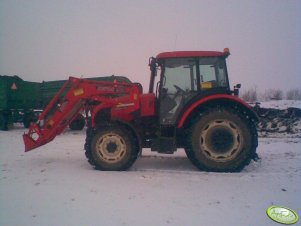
[0,113,8,131]
[88,126,139,171]
[185,108,257,172]
[69,114,85,130]
[23,112,36,128]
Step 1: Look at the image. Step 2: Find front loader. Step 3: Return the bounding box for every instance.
[23,49,258,172]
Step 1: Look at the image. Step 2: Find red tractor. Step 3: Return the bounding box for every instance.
[23,49,258,172]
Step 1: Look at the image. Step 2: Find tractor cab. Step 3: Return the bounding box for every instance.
[149,49,231,125]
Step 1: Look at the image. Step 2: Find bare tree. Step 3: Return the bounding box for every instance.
[286,88,301,100]
[241,87,258,102]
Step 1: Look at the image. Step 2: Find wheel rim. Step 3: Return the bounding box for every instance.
[95,132,127,163]
[199,119,242,162]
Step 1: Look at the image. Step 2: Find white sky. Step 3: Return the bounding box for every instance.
[0,0,300,92]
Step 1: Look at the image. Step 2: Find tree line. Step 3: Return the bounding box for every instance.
[241,88,301,102]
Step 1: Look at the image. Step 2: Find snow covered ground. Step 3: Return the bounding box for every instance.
[253,100,301,110]
[1,101,301,226]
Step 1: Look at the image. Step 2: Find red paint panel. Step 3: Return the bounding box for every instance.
[139,93,155,117]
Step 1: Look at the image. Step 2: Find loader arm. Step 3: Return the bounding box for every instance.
[23,76,138,152]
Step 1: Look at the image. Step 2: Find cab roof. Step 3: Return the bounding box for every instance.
[156,51,227,59]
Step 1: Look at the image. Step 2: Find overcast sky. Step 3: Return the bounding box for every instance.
[0,0,300,92]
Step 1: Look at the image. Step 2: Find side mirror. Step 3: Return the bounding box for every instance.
[233,84,241,96]
[234,84,241,89]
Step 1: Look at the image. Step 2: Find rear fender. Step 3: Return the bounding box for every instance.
[177,94,258,128]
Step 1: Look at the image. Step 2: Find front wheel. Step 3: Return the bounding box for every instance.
[185,108,257,172]
[89,126,139,171]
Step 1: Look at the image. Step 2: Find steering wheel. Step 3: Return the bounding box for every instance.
[173,85,185,93]
[172,85,187,100]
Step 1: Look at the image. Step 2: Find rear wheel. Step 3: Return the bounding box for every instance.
[89,126,139,171]
[185,108,257,172]
[23,112,36,128]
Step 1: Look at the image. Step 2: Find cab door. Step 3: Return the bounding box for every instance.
[159,57,198,125]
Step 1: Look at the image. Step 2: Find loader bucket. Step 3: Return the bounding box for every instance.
[23,133,42,152]
[22,77,85,152]
[22,123,55,152]
[23,134,54,152]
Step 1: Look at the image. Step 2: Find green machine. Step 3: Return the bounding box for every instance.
[0,75,41,130]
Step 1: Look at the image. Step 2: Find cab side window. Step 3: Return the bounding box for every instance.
[199,57,228,89]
